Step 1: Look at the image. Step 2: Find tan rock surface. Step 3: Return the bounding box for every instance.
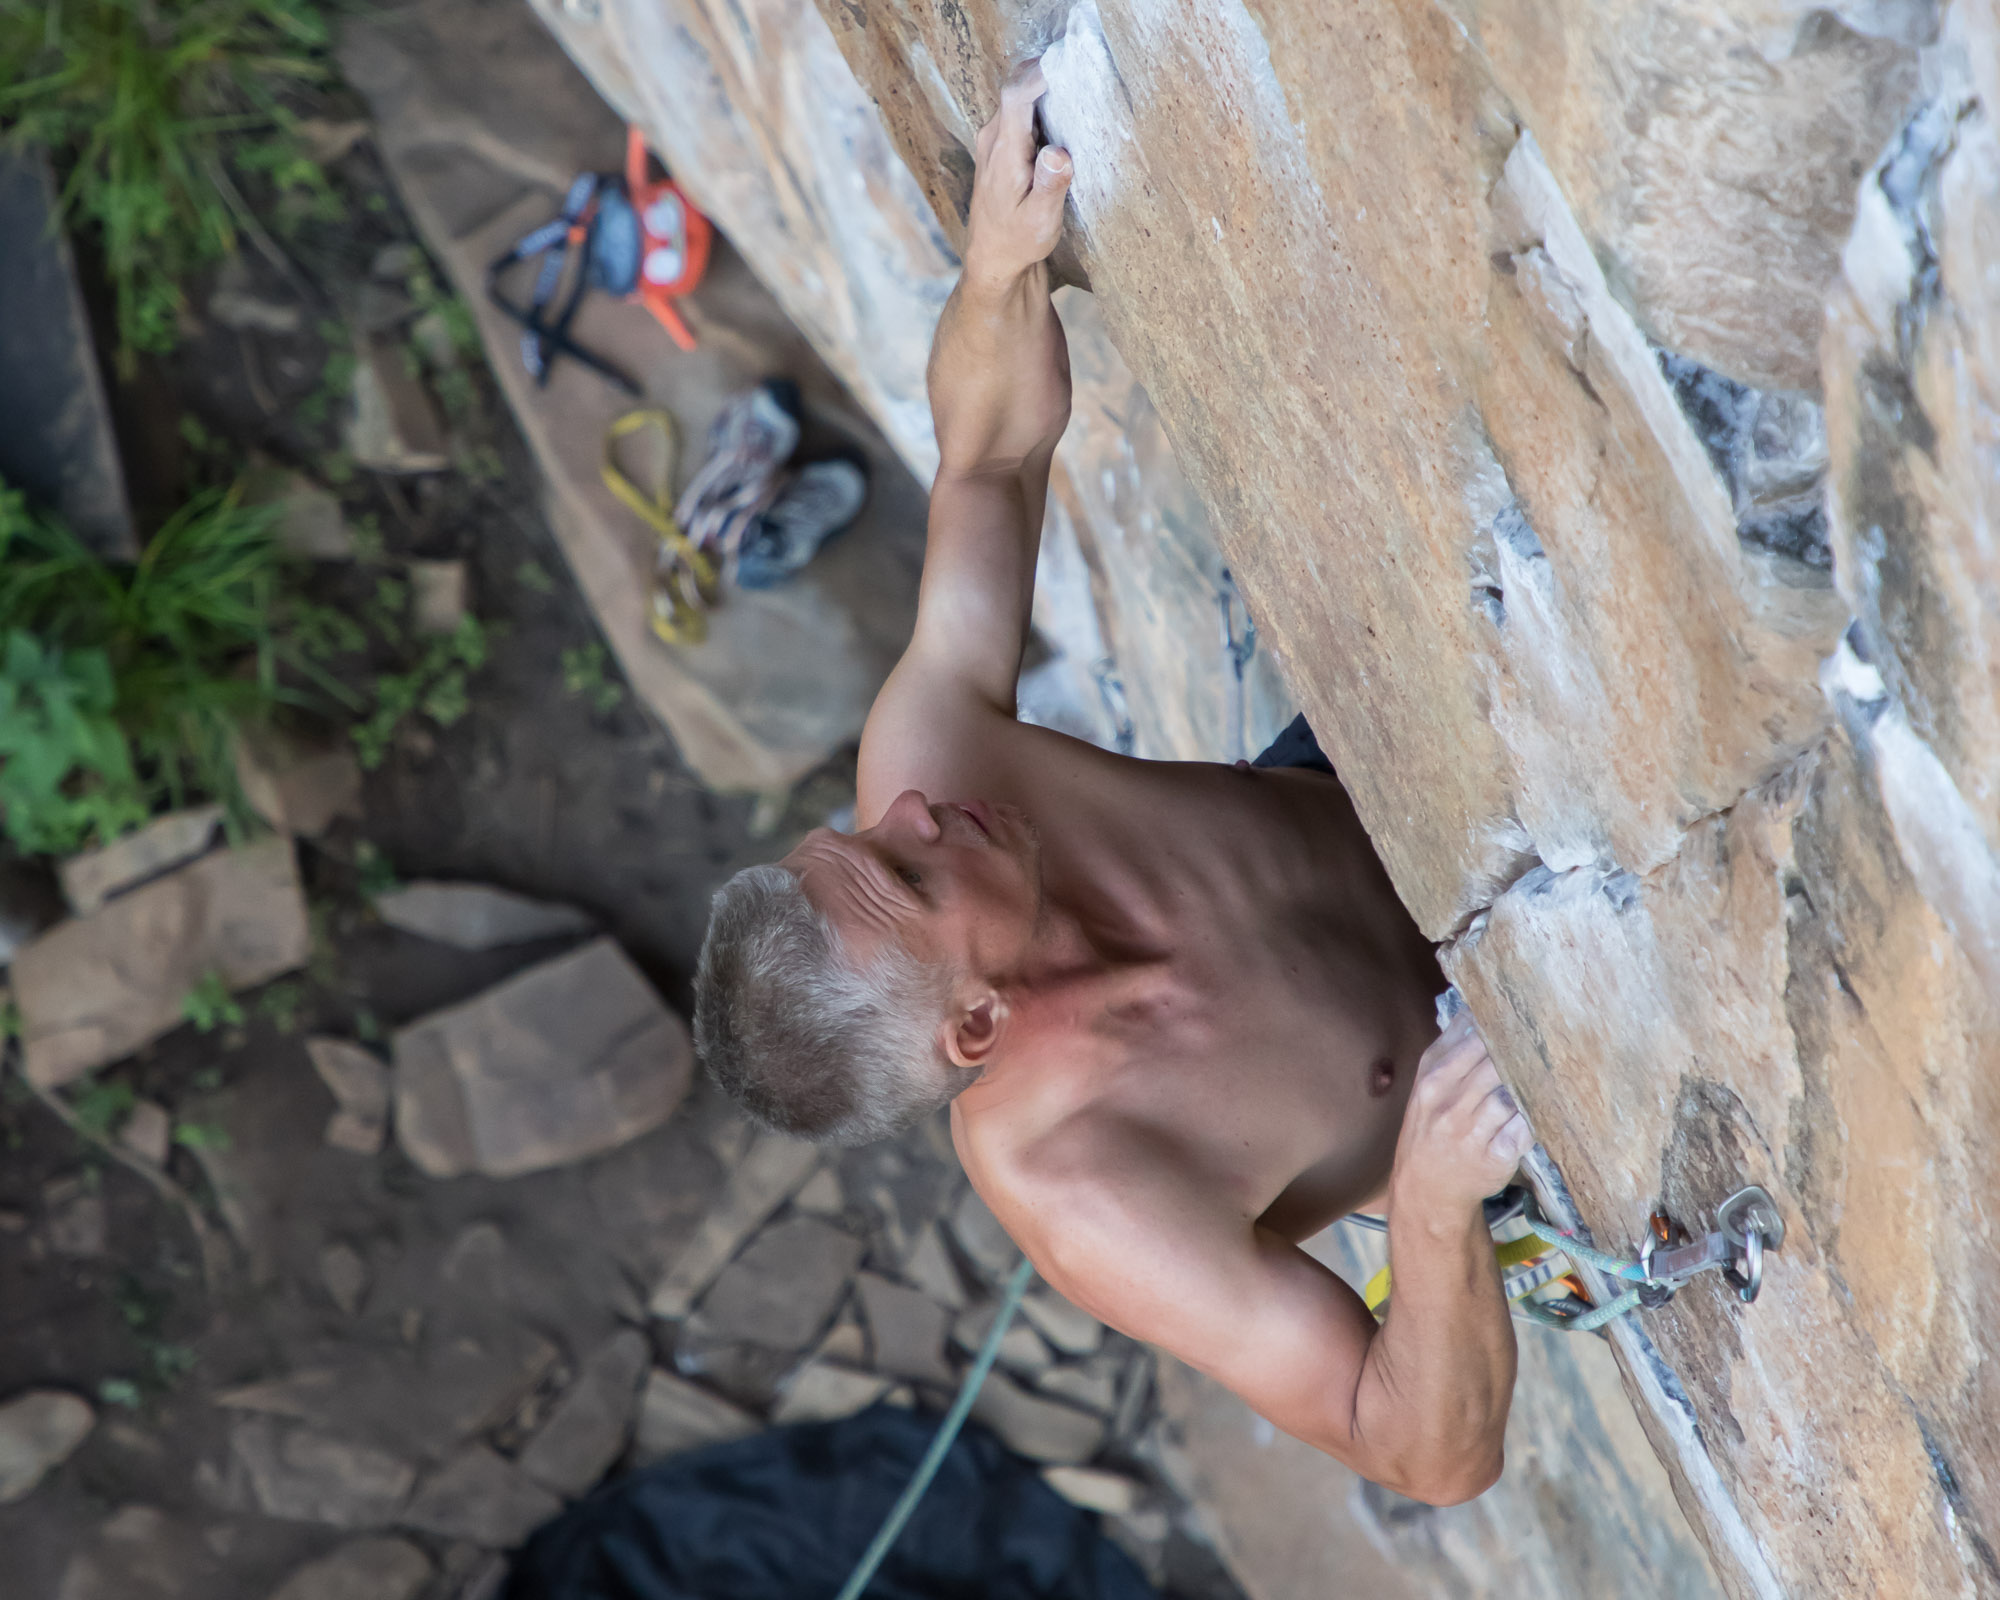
[518,0,2000,1593]
[391,937,693,1178]
[14,837,311,1088]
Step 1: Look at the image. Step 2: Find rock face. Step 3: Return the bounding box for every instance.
[523,0,1999,1596]
[0,1390,93,1504]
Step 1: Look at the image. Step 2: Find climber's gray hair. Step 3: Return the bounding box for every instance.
[693,864,958,1145]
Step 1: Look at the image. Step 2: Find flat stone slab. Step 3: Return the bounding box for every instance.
[227,1416,415,1529]
[969,1372,1103,1466]
[649,1133,819,1318]
[401,1444,561,1547]
[518,1329,649,1498]
[373,881,594,951]
[853,1272,954,1388]
[267,1538,431,1600]
[58,806,222,915]
[631,1371,760,1464]
[0,1388,93,1503]
[392,937,693,1178]
[13,836,311,1087]
[306,1037,390,1154]
[693,1214,865,1351]
[771,1362,890,1426]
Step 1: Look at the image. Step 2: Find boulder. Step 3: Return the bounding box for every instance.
[0,1389,93,1503]
[244,464,355,560]
[117,1099,172,1166]
[406,558,468,636]
[392,937,693,1179]
[13,836,311,1087]
[372,880,594,950]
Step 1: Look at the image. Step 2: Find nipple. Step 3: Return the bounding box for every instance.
[1368,1057,1397,1097]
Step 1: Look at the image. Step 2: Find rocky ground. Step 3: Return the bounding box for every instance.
[0,23,1246,1598]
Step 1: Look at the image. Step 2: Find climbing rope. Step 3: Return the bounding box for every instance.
[834,1255,1038,1600]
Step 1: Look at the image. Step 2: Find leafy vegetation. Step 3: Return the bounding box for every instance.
[0,0,333,365]
[181,970,244,1032]
[0,481,350,854]
[560,642,624,715]
[351,612,488,769]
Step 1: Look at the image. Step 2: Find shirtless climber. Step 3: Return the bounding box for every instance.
[692,64,1534,1506]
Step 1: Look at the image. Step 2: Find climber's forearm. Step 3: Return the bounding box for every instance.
[927,259,1071,483]
[1352,1194,1516,1505]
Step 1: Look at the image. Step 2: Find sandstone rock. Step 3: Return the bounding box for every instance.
[407,559,468,636]
[13,836,311,1087]
[946,1186,1018,1286]
[373,881,594,950]
[0,1389,93,1502]
[1041,1465,1142,1516]
[227,1415,415,1528]
[233,724,364,838]
[1035,1359,1119,1417]
[56,1506,219,1600]
[266,1538,431,1600]
[770,1362,891,1425]
[952,1300,1052,1381]
[1019,1286,1103,1358]
[649,1134,820,1318]
[118,1099,172,1166]
[209,257,303,335]
[517,1328,649,1497]
[693,1215,866,1350]
[57,805,222,915]
[631,1370,760,1464]
[307,1036,390,1154]
[852,1272,954,1388]
[345,336,448,473]
[900,1221,968,1310]
[392,938,693,1178]
[401,1444,561,1547]
[320,1242,369,1316]
[790,1165,845,1215]
[969,1371,1102,1466]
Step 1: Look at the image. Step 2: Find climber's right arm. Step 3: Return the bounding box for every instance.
[860,66,1073,815]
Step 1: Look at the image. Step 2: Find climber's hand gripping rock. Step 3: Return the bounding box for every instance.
[965,61,1072,287]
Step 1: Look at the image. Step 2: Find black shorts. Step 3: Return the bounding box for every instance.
[1250,713,1336,776]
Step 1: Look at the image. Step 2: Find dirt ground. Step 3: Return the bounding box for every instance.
[0,14,1245,1597]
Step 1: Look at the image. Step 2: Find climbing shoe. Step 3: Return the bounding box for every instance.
[733,456,870,589]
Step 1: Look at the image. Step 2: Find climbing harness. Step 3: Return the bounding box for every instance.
[834,1256,1038,1600]
[1359,1184,1784,1334]
[486,129,712,391]
[601,408,718,645]
[1217,568,1257,763]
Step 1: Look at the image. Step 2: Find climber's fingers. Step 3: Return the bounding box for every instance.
[978,59,1048,194]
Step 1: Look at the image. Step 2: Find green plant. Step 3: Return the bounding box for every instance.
[560,642,623,715]
[0,0,332,365]
[515,560,554,596]
[70,1076,137,1139]
[352,839,397,899]
[255,976,305,1033]
[171,1118,230,1150]
[352,613,487,769]
[98,1377,142,1410]
[181,970,243,1032]
[0,480,354,853]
